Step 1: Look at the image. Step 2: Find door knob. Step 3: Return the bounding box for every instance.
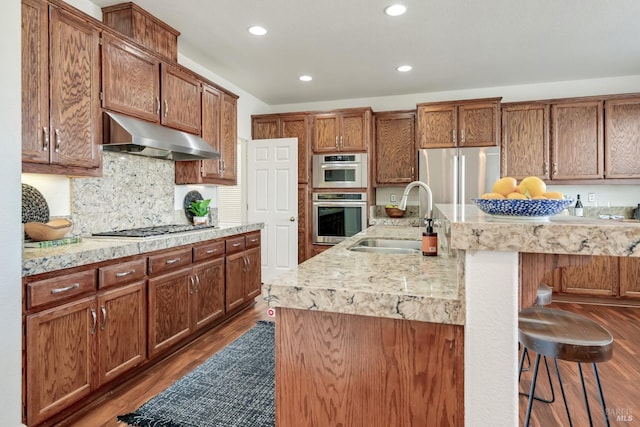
[289,217,295,222]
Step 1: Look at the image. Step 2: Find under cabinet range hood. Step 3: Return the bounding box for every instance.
[102,111,220,161]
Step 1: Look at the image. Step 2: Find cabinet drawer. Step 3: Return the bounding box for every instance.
[193,240,225,261]
[27,270,96,309]
[246,232,260,249]
[226,236,246,255]
[99,258,146,288]
[148,247,192,275]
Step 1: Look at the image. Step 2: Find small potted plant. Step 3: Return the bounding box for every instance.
[189,199,211,225]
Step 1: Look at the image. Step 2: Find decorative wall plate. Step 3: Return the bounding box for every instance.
[22,184,50,224]
[183,190,204,222]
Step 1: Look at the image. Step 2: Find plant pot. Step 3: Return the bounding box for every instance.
[193,216,208,225]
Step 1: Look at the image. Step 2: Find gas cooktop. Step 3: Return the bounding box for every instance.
[92,224,215,238]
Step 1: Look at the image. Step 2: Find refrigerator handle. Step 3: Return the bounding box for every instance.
[452,154,459,205]
[460,155,466,205]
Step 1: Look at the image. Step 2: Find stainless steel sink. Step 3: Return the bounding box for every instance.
[348,238,421,254]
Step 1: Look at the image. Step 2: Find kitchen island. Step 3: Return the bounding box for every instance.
[264,205,640,427]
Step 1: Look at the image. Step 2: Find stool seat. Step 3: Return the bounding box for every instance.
[519,307,613,363]
[534,282,553,306]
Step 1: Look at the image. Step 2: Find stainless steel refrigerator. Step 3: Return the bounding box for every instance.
[418,147,500,217]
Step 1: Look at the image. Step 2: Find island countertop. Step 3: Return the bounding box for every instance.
[263,225,464,325]
[22,222,264,277]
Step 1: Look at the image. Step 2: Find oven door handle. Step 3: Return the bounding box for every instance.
[320,163,359,169]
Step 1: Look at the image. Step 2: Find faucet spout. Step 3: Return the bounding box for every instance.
[398,181,433,218]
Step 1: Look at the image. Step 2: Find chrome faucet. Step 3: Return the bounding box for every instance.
[398,180,433,218]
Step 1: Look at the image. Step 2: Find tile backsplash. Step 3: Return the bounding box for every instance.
[70,152,213,236]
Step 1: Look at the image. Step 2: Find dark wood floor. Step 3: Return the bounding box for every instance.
[60,300,638,427]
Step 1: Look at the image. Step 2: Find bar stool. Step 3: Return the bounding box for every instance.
[520,283,553,374]
[518,307,614,427]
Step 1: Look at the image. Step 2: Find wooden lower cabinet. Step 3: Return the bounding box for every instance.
[225,234,261,311]
[560,256,618,296]
[191,257,225,330]
[25,282,146,426]
[276,308,463,427]
[619,257,640,298]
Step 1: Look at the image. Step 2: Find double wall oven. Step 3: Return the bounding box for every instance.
[311,153,368,245]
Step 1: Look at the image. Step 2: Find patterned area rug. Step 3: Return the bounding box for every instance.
[118,321,275,427]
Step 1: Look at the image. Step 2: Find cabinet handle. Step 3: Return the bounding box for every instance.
[340,135,343,148]
[544,162,549,175]
[249,237,258,243]
[335,136,339,148]
[50,283,80,294]
[189,275,196,294]
[115,269,135,278]
[460,129,465,145]
[90,309,97,335]
[232,242,241,247]
[156,97,161,115]
[165,257,180,264]
[164,100,169,118]
[205,248,217,254]
[195,273,201,292]
[100,306,107,331]
[42,127,49,151]
[452,129,457,144]
[553,162,558,175]
[411,166,415,179]
[54,129,61,152]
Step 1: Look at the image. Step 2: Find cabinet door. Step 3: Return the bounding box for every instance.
[96,281,146,385]
[560,256,618,296]
[619,257,640,298]
[417,105,457,148]
[200,84,223,180]
[225,251,247,311]
[192,258,225,330]
[25,297,95,426]
[501,104,550,180]
[375,111,416,185]
[313,113,339,152]
[298,184,309,264]
[252,116,280,139]
[604,98,640,178]
[148,267,192,357]
[282,115,311,183]
[49,5,101,169]
[21,0,49,164]
[245,246,262,299]
[101,32,160,123]
[160,63,201,134]
[219,93,238,183]
[341,111,369,152]
[551,101,604,180]
[459,102,499,147]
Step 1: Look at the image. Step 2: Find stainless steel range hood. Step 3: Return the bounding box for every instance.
[103,111,220,161]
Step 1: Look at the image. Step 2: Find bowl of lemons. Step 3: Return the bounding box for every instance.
[473,176,573,218]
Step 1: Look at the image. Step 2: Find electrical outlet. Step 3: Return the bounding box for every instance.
[390,194,397,203]
[588,193,596,203]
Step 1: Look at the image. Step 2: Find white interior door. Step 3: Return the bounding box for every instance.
[247,138,298,283]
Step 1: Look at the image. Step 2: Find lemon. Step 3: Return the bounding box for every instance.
[517,176,546,198]
[507,192,528,200]
[492,177,518,196]
[532,196,547,199]
[480,192,505,199]
[543,191,564,200]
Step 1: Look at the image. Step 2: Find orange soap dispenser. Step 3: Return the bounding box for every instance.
[422,218,438,256]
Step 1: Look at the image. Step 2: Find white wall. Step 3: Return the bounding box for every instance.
[2,0,26,424]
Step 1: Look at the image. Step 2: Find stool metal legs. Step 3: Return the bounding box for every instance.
[519,347,555,403]
[577,362,611,427]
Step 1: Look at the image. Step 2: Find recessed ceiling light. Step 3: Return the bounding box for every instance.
[299,75,313,82]
[397,65,412,72]
[248,26,267,36]
[385,4,407,16]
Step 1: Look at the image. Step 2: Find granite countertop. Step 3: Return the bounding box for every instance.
[440,204,640,257]
[22,223,264,277]
[263,225,464,325]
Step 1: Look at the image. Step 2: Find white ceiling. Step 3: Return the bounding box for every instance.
[89,0,640,106]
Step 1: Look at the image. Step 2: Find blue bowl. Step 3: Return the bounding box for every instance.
[472,198,574,218]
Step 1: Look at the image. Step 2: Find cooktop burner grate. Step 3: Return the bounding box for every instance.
[92,224,215,238]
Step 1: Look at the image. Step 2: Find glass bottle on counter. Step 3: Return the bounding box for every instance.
[575,195,584,217]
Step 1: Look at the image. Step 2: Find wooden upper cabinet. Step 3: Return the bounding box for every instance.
[604,97,640,179]
[101,32,160,123]
[501,104,550,180]
[22,0,101,176]
[551,100,604,180]
[417,99,500,149]
[219,93,238,184]
[252,114,312,183]
[312,108,372,153]
[199,85,223,180]
[374,111,416,185]
[160,63,201,135]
